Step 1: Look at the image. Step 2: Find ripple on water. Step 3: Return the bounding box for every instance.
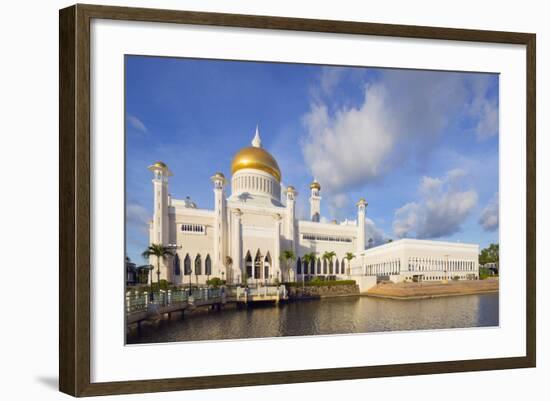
[126,293,499,345]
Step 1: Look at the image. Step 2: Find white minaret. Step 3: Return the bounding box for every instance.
[309,179,321,222]
[356,198,368,253]
[148,161,172,245]
[210,172,227,278]
[285,185,297,250]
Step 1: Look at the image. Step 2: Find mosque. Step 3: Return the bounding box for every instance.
[146,127,479,290]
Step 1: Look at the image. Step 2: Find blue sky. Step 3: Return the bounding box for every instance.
[125,55,499,265]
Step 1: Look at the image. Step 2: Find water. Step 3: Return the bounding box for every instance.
[126,293,499,344]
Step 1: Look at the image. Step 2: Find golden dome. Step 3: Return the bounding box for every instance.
[310,180,321,190]
[153,161,168,169]
[231,146,281,182]
[148,161,172,176]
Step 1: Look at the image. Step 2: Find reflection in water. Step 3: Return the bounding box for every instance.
[127,293,499,344]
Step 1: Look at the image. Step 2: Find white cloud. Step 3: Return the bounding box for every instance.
[365,217,387,246]
[319,67,345,96]
[127,114,148,133]
[393,170,478,239]
[467,77,499,140]
[479,192,499,232]
[302,83,395,195]
[126,203,150,233]
[301,70,497,209]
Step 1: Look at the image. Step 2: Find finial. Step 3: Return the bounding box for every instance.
[252,124,262,148]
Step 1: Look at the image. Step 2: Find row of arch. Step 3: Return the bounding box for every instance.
[296,257,349,276]
[173,253,212,276]
[365,260,401,276]
[407,257,476,272]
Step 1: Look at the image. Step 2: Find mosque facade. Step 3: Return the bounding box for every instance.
[146,128,478,288]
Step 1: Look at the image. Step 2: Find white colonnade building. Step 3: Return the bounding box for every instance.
[146,127,479,290]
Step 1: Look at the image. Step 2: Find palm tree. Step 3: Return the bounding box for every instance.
[302,252,316,277]
[280,249,296,283]
[344,252,355,278]
[322,251,336,278]
[141,244,174,295]
[302,252,316,289]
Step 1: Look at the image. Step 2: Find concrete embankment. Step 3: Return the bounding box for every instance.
[365,279,499,300]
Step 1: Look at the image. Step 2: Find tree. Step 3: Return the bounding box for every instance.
[344,252,355,278]
[141,244,174,293]
[479,243,499,266]
[322,251,336,276]
[280,249,296,282]
[302,252,316,276]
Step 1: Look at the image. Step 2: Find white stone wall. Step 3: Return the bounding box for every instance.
[295,220,358,278]
[352,239,479,284]
[165,206,216,285]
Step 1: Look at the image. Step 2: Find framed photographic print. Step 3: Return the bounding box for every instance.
[59,4,536,397]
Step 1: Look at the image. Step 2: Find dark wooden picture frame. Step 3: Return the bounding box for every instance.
[59,3,536,397]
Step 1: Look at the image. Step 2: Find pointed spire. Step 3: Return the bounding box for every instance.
[251,124,262,148]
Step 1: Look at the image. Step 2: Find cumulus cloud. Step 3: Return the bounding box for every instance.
[302,82,395,194]
[392,170,478,239]
[467,77,499,140]
[127,114,148,133]
[301,69,497,211]
[479,192,499,232]
[126,203,150,233]
[365,217,387,246]
[319,67,345,96]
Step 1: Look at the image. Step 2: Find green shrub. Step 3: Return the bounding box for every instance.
[206,277,226,287]
[286,279,356,287]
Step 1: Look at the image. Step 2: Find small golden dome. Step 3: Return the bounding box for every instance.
[148,161,172,176]
[310,180,321,190]
[231,146,281,182]
[153,161,167,169]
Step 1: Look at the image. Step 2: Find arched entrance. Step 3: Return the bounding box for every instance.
[264,252,271,284]
[245,251,252,282]
[254,250,262,281]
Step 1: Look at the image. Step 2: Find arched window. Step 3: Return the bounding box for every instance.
[245,251,252,279]
[334,259,339,274]
[264,253,271,281]
[297,257,302,275]
[317,258,321,275]
[323,259,328,274]
[173,253,181,276]
[195,254,202,275]
[254,250,262,279]
[205,254,212,276]
[184,254,191,275]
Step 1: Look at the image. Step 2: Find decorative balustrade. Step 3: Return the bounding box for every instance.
[126,285,285,315]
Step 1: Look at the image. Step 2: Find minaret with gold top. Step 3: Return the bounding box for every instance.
[148,161,172,246]
[309,179,321,222]
[147,161,172,282]
[210,171,227,279]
